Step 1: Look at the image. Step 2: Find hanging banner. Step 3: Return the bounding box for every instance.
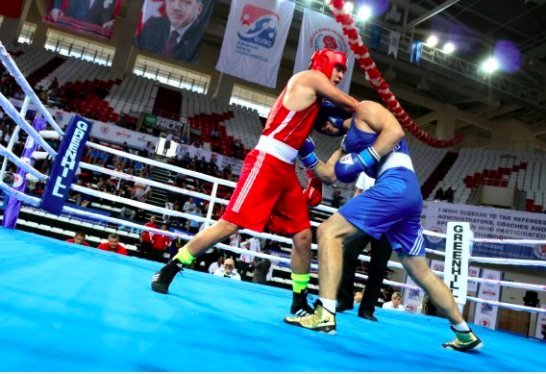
[134,0,215,64]
[0,0,25,18]
[473,269,502,330]
[370,25,383,50]
[535,304,546,340]
[411,41,423,65]
[388,30,401,59]
[293,8,356,93]
[2,118,46,229]
[422,201,546,266]
[430,260,479,293]
[403,275,425,314]
[44,0,123,40]
[216,0,294,88]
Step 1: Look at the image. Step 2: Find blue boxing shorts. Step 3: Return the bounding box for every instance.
[338,167,425,256]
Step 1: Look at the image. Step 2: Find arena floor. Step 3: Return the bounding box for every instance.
[1,227,545,371]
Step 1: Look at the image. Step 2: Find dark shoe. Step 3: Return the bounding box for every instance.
[151,259,183,294]
[336,302,354,313]
[290,289,314,316]
[358,309,378,322]
[284,300,336,335]
[442,327,483,352]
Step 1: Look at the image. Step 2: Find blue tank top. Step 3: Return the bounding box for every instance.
[341,116,413,178]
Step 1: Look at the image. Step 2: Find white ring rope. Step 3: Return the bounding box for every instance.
[0,144,48,181]
[0,93,57,156]
[0,42,64,135]
[79,162,231,206]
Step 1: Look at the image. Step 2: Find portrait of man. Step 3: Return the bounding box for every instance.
[46,0,122,39]
[134,0,214,64]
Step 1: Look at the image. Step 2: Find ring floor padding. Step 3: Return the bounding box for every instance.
[1,228,545,371]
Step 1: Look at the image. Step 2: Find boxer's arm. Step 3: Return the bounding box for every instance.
[355,101,404,156]
[312,149,344,185]
[305,71,358,112]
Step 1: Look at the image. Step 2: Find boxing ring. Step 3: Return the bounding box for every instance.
[1,35,546,371]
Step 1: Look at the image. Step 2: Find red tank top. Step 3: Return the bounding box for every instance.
[262,89,320,151]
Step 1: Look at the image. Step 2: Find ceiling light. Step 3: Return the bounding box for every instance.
[482,57,499,73]
[443,42,456,54]
[343,2,354,13]
[357,5,372,21]
[426,35,438,48]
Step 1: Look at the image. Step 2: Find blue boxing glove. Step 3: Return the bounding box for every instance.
[335,147,380,183]
[298,136,319,169]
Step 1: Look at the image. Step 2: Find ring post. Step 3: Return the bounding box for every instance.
[444,222,472,314]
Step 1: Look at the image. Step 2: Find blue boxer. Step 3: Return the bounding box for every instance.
[337,117,425,256]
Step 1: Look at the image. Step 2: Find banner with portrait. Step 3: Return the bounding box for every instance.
[0,0,25,18]
[43,0,123,40]
[134,0,215,64]
[216,0,295,88]
[293,8,356,93]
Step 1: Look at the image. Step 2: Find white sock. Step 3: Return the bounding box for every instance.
[319,298,336,313]
[452,321,470,332]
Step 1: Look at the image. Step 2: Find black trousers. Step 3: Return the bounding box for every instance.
[337,234,393,314]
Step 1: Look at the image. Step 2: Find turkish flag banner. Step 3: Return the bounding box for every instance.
[0,0,24,18]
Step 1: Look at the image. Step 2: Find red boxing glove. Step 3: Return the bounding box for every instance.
[303,169,323,207]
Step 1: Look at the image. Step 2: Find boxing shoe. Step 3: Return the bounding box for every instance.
[335,301,354,313]
[442,327,484,352]
[284,299,336,335]
[358,309,378,322]
[290,289,315,316]
[151,259,183,294]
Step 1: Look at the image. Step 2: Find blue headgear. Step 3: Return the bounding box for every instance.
[314,101,350,137]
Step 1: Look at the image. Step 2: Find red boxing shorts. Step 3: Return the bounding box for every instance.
[222,150,310,234]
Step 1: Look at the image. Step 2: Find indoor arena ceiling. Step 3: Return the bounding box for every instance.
[37,0,546,148]
[204,0,546,148]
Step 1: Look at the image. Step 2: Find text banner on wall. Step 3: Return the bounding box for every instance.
[535,304,546,340]
[430,260,479,293]
[473,269,502,330]
[216,0,295,88]
[403,275,425,314]
[43,0,123,40]
[293,8,356,93]
[134,0,214,64]
[422,201,546,264]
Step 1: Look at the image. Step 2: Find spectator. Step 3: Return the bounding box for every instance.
[97,234,128,256]
[208,254,224,274]
[183,197,196,214]
[140,215,158,257]
[164,132,174,156]
[188,206,203,233]
[119,205,136,221]
[213,258,241,281]
[146,141,156,157]
[434,187,445,201]
[382,292,406,312]
[332,190,344,208]
[66,231,90,246]
[151,224,171,263]
[252,250,272,285]
[238,240,255,282]
[444,187,454,203]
